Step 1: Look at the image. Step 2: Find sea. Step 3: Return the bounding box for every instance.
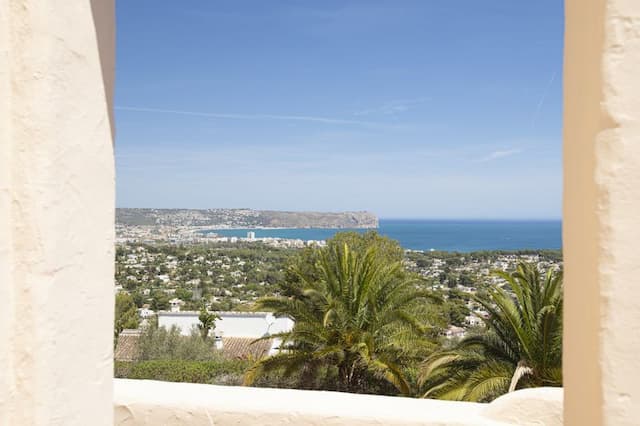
[206,219,562,253]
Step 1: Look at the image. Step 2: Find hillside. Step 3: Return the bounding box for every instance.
[116,208,378,229]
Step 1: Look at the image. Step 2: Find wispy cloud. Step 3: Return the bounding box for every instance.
[115,105,377,127]
[475,148,523,163]
[354,97,430,116]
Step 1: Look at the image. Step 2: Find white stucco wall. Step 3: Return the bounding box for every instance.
[0,1,115,425]
[158,312,201,335]
[564,1,640,425]
[216,312,293,337]
[158,311,294,337]
[113,380,562,426]
[2,0,640,424]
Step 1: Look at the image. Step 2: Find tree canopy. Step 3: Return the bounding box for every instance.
[115,292,140,336]
[244,232,441,396]
[197,306,220,340]
[419,262,563,401]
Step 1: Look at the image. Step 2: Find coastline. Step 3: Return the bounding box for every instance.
[195,220,562,252]
[196,225,378,231]
[116,220,561,253]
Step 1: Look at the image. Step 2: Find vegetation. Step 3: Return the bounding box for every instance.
[116,323,259,386]
[116,207,377,228]
[115,359,250,385]
[115,242,291,311]
[244,232,441,396]
[138,324,217,361]
[419,262,563,401]
[114,292,140,336]
[198,306,220,340]
[114,234,564,401]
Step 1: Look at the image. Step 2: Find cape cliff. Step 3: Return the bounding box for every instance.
[116,208,379,229]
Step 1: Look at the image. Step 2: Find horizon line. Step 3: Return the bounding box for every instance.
[114,206,560,222]
[378,217,562,221]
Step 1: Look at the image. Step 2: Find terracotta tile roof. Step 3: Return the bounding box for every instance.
[114,329,142,361]
[114,331,275,362]
[221,337,274,360]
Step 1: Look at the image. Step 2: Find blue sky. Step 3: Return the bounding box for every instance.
[115,1,563,219]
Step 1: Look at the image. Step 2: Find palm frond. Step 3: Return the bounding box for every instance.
[420,262,563,402]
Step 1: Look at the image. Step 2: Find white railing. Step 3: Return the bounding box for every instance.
[114,379,562,425]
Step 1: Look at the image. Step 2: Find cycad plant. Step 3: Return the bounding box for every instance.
[244,235,439,396]
[419,262,563,402]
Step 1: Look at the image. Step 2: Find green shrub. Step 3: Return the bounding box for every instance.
[114,361,133,378]
[138,324,217,361]
[115,359,250,385]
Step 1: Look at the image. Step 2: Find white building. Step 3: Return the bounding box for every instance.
[138,307,154,319]
[158,311,293,337]
[157,311,294,355]
[464,315,483,327]
[247,231,256,240]
[445,325,466,339]
[168,298,183,312]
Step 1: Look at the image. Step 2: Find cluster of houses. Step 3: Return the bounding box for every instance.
[409,254,561,288]
[115,244,287,308]
[204,233,327,249]
[445,313,486,340]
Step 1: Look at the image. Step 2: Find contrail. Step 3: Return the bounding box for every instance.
[530,70,557,130]
[474,148,523,163]
[115,105,377,127]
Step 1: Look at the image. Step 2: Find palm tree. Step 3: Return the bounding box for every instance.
[419,262,563,402]
[197,306,219,340]
[244,238,439,396]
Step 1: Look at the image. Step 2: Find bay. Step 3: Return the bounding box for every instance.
[205,219,562,252]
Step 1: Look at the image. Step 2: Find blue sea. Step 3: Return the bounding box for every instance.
[206,219,562,252]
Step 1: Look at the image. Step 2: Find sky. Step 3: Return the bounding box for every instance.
[115,1,564,219]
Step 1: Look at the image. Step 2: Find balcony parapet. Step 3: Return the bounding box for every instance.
[114,379,562,425]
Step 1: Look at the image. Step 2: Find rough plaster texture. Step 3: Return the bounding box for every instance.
[2,0,638,424]
[564,0,640,425]
[483,387,564,425]
[113,380,562,426]
[0,0,115,425]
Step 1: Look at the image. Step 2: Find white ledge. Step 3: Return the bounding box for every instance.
[114,379,563,425]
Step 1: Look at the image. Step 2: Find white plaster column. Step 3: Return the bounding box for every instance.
[0,1,115,425]
[564,0,640,424]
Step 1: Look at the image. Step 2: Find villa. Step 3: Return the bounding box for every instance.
[115,311,293,361]
[157,310,294,340]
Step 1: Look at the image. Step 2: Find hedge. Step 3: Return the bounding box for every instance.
[115,359,250,385]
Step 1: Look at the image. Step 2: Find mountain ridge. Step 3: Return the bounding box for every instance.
[116,208,379,229]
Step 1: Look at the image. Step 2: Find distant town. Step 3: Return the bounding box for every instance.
[116,207,378,248]
[116,208,378,228]
[116,239,562,337]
